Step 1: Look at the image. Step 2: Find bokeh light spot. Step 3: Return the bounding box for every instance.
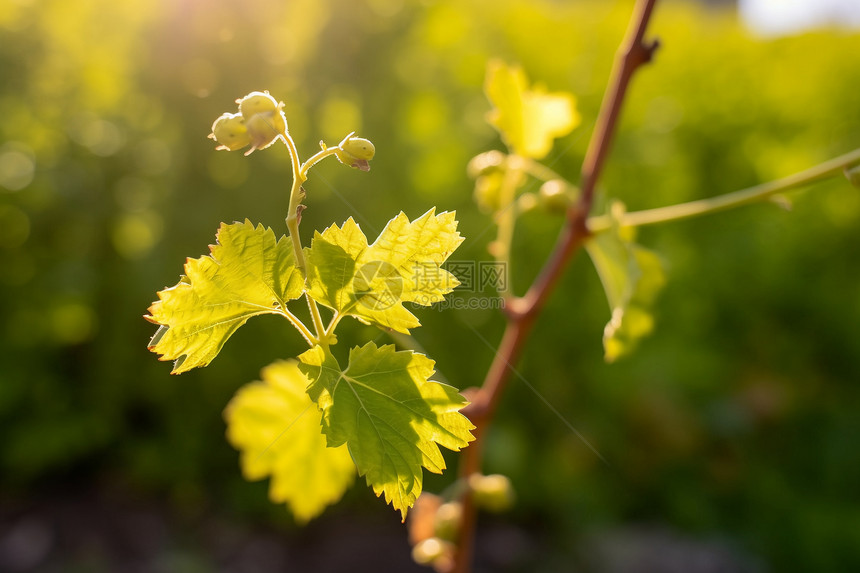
[0,143,35,192]
[318,92,362,143]
[408,141,464,200]
[422,3,468,48]
[67,113,125,157]
[400,92,449,142]
[50,302,97,345]
[111,211,163,259]
[133,138,172,176]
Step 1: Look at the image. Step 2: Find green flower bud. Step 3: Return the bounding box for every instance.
[517,192,539,214]
[433,501,462,541]
[335,136,375,171]
[209,112,252,151]
[244,109,288,154]
[411,538,454,567]
[468,473,515,513]
[538,179,578,213]
[467,150,506,179]
[473,172,504,213]
[236,91,279,118]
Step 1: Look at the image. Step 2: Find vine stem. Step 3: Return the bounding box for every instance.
[450,1,660,571]
[282,134,307,266]
[280,134,334,345]
[278,307,317,346]
[587,147,860,232]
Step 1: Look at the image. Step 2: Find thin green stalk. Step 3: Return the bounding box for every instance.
[280,134,330,345]
[301,147,340,176]
[282,134,307,268]
[307,295,328,349]
[301,133,352,174]
[588,147,860,233]
[520,156,567,183]
[492,156,525,299]
[324,312,342,339]
[278,307,317,346]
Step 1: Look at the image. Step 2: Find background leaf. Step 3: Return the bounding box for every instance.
[224,360,355,523]
[146,221,304,373]
[585,202,667,362]
[299,342,474,520]
[485,59,580,159]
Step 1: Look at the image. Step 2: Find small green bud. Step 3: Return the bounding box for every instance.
[473,172,504,213]
[209,113,252,151]
[845,164,860,189]
[467,150,506,179]
[433,501,462,541]
[538,179,577,213]
[411,538,454,567]
[244,109,288,154]
[335,136,375,171]
[468,473,515,513]
[236,91,279,118]
[517,192,539,214]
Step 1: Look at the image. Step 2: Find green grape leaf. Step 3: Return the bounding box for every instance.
[224,360,355,523]
[585,202,666,362]
[298,342,475,520]
[485,59,580,159]
[305,208,463,334]
[146,220,304,374]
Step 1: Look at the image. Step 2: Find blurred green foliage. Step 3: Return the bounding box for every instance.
[1,0,859,570]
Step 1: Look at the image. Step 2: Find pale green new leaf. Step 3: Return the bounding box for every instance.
[146,220,304,374]
[224,360,355,523]
[299,342,475,520]
[585,202,666,362]
[485,59,580,159]
[305,208,464,334]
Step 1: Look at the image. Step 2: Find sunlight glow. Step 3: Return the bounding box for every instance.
[740,0,860,36]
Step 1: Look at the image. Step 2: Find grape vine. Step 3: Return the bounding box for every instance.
[146,90,474,521]
[144,3,860,571]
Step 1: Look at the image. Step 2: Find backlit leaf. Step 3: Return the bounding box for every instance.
[485,59,580,159]
[146,220,304,374]
[224,360,355,523]
[298,342,475,520]
[305,208,464,334]
[586,202,666,362]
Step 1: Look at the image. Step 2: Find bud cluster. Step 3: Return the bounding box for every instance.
[407,474,515,570]
[209,91,288,155]
[467,151,579,215]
